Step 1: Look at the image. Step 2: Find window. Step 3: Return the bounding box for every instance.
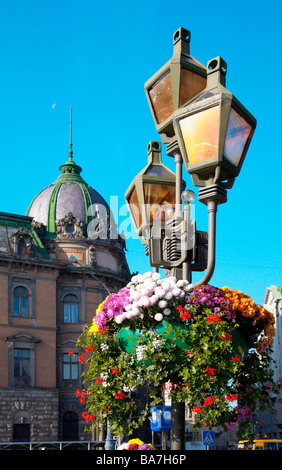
[13,286,29,317]
[13,424,30,442]
[17,240,29,255]
[14,348,31,387]
[63,352,78,380]
[63,295,78,323]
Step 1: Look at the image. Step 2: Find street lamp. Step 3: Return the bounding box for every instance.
[173,56,257,189]
[139,28,256,451]
[144,27,207,143]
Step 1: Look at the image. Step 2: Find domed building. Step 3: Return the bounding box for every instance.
[0,119,130,447]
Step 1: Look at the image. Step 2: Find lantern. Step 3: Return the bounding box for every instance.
[145,27,207,143]
[125,141,178,236]
[173,57,256,188]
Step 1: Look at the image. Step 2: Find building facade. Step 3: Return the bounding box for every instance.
[0,143,130,443]
[253,285,282,439]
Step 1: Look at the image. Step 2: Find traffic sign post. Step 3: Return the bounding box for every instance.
[202,431,215,449]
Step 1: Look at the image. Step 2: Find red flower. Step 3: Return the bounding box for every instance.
[128,443,139,450]
[111,368,119,374]
[225,394,238,401]
[219,333,232,341]
[78,353,85,363]
[82,410,95,422]
[231,354,241,362]
[204,395,215,406]
[114,391,125,399]
[98,327,108,333]
[192,405,204,414]
[68,349,73,356]
[207,314,220,323]
[178,306,191,321]
[206,366,217,376]
[162,381,174,390]
[85,345,95,352]
[95,378,104,384]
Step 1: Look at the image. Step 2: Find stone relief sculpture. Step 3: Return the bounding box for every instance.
[55,212,85,239]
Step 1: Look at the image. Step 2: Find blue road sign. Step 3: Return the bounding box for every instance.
[150,406,171,431]
[202,431,215,446]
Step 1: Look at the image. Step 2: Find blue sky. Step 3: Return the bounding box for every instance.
[0,0,281,305]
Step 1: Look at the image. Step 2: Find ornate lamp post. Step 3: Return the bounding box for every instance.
[126,27,256,450]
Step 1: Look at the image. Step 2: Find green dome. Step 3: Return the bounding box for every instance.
[26,149,109,238]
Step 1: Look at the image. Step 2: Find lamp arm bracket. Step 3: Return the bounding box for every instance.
[186,199,218,290]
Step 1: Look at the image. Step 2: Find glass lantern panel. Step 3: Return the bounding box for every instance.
[179,105,220,163]
[148,70,173,124]
[179,68,207,107]
[128,186,142,229]
[224,107,252,167]
[145,164,174,178]
[144,182,175,222]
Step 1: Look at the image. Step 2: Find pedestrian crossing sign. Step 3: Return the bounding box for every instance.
[202,431,215,446]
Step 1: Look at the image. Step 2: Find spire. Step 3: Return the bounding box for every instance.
[68,107,73,161]
[57,107,83,182]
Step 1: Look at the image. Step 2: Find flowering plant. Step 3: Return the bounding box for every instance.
[117,438,155,450]
[75,272,281,441]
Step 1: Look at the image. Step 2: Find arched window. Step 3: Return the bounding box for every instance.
[63,295,79,323]
[13,286,29,317]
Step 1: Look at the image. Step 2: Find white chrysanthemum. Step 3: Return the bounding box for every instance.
[149,295,159,306]
[165,292,173,300]
[172,287,181,296]
[115,315,124,324]
[143,272,152,279]
[152,272,161,281]
[154,313,163,322]
[155,287,166,297]
[158,300,167,309]
[163,308,171,316]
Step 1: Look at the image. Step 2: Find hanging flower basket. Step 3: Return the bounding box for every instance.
[117,320,248,365]
[75,272,280,441]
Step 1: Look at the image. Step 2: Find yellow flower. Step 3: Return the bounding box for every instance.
[128,438,144,445]
[89,297,110,335]
[89,319,100,335]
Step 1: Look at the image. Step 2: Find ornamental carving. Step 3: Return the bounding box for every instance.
[9,229,33,256]
[55,212,85,239]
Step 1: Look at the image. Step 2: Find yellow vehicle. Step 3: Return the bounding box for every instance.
[238,439,282,450]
